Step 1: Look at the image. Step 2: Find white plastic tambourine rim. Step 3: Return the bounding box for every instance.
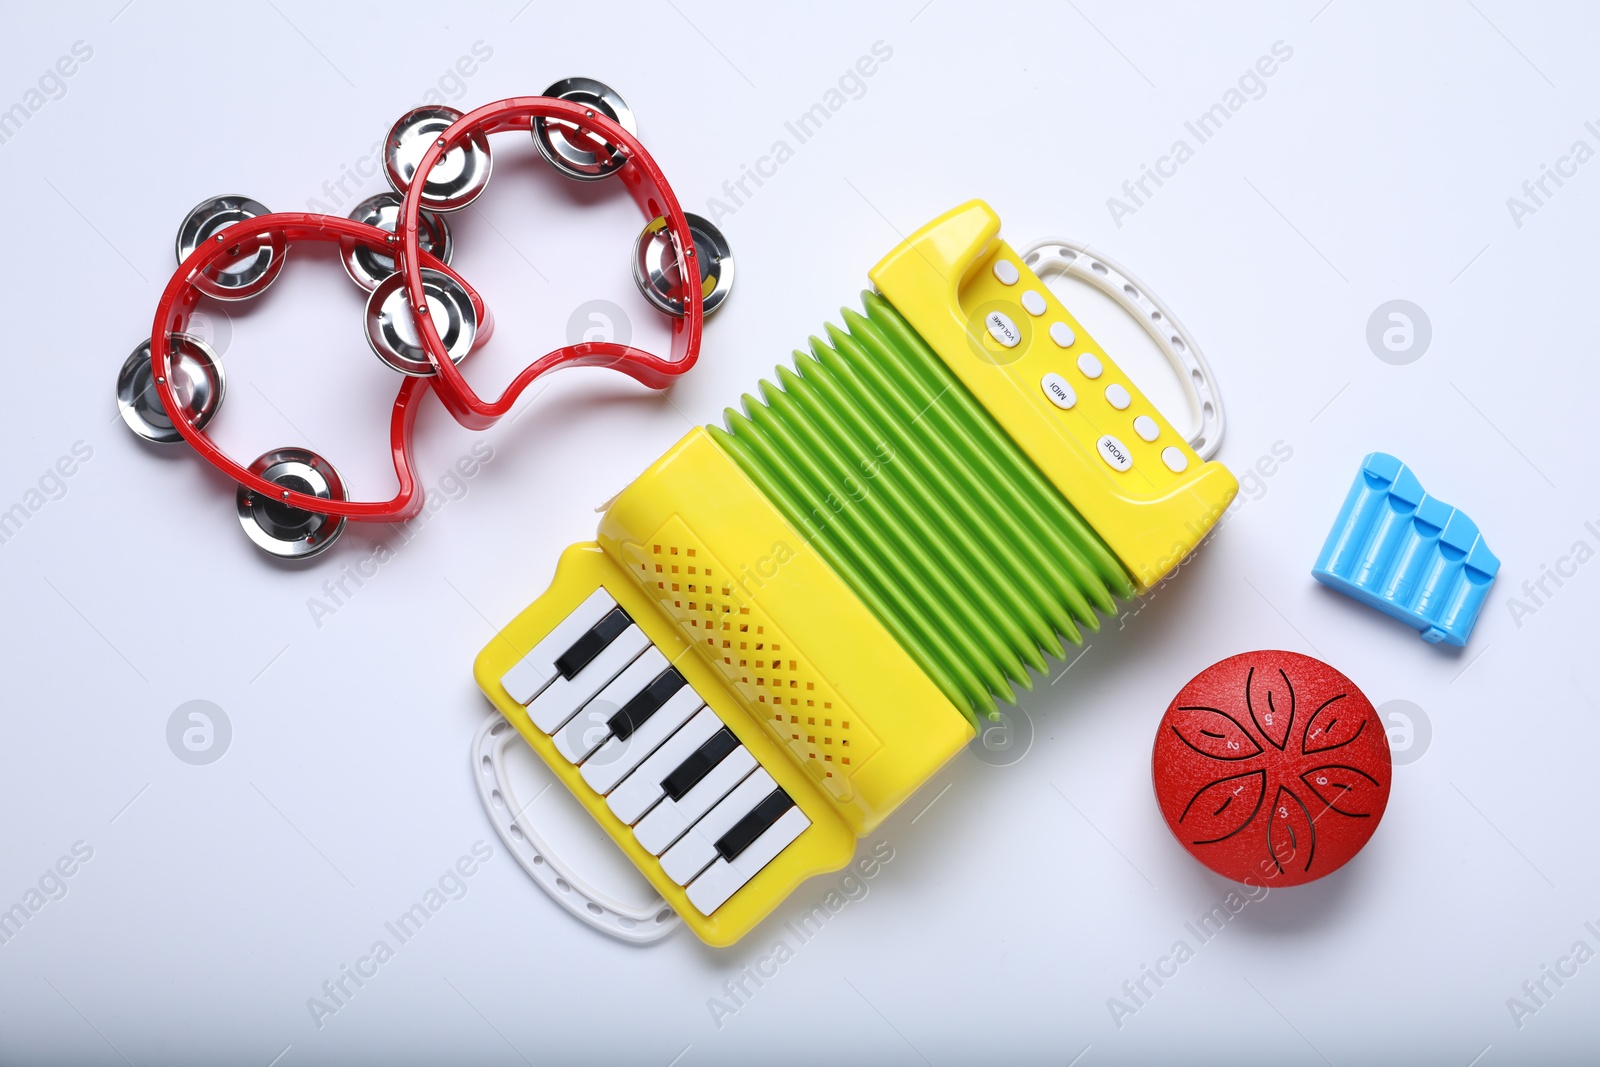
[1020,238,1225,460]
[472,715,680,944]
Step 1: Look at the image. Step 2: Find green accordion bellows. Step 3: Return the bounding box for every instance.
[709,291,1135,723]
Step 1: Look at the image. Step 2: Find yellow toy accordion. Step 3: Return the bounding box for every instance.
[473,201,1238,945]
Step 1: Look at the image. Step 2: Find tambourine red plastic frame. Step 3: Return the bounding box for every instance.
[395,97,703,431]
[147,214,489,523]
[146,97,702,527]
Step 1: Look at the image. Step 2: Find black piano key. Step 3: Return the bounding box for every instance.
[607,667,686,740]
[714,787,796,863]
[660,726,739,802]
[553,606,632,680]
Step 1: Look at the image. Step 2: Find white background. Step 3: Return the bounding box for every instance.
[1,1,1597,1064]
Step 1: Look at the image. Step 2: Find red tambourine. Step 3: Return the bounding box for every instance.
[391,96,704,430]
[123,82,722,558]
[144,213,489,528]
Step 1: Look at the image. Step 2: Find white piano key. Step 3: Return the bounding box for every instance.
[633,747,757,855]
[580,686,703,795]
[685,806,811,915]
[606,708,723,823]
[527,624,650,734]
[551,646,668,763]
[498,588,617,704]
[658,769,777,885]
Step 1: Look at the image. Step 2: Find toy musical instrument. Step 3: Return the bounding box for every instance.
[474,200,1240,945]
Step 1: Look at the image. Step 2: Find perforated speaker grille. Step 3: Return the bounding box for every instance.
[623,526,880,801]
